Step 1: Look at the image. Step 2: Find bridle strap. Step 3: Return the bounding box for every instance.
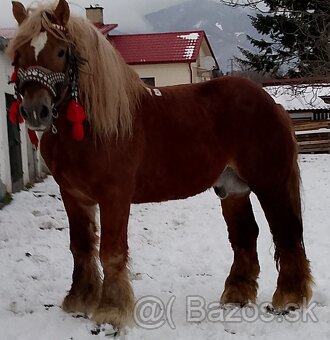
[52,47,87,113]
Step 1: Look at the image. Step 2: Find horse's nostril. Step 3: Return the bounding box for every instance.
[40,105,50,119]
[19,106,28,119]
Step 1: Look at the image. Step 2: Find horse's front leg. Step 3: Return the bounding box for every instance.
[92,189,134,328]
[60,189,101,315]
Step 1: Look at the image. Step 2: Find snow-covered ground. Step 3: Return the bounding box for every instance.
[0,154,329,340]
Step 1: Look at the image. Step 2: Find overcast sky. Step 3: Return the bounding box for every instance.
[1,0,219,32]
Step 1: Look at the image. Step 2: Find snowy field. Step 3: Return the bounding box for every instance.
[0,154,329,340]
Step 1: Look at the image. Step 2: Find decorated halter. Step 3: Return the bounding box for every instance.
[9,29,86,148]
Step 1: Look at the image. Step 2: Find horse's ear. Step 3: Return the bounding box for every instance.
[54,0,70,26]
[12,1,27,25]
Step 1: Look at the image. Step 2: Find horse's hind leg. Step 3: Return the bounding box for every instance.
[60,189,101,315]
[256,176,313,310]
[220,193,260,305]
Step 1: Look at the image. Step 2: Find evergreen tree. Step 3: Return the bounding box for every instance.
[236,0,330,77]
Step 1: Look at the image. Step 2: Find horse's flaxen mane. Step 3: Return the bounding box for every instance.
[7,2,145,137]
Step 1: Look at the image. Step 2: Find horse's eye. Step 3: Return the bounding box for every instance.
[58,49,65,58]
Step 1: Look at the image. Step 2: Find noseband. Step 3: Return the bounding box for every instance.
[17,67,66,98]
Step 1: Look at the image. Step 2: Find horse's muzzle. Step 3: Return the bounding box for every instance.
[19,96,53,131]
[16,66,66,131]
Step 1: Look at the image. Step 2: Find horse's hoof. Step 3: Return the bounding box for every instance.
[265,305,290,315]
[62,292,99,315]
[92,305,133,328]
[220,282,257,306]
[272,288,312,311]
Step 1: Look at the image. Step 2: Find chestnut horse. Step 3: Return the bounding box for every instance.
[8,0,312,328]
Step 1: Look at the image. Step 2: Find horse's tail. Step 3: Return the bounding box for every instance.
[284,104,302,223]
[283,108,314,291]
[274,105,305,266]
[275,104,300,194]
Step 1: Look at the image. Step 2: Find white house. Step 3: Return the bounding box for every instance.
[110,31,219,86]
[0,28,41,196]
[85,6,220,86]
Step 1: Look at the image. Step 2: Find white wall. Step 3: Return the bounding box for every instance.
[0,50,39,193]
[192,40,216,83]
[0,51,13,192]
[132,63,191,86]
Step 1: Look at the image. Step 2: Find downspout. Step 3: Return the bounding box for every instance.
[189,62,193,83]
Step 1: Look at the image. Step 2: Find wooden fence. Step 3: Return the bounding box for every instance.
[293,120,330,153]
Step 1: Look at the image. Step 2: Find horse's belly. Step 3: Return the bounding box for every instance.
[132,154,226,203]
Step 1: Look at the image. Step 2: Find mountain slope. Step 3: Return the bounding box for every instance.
[145,0,258,72]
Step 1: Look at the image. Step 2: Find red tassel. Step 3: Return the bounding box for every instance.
[10,68,18,83]
[9,99,39,148]
[72,123,84,141]
[67,100,86,141]
[28,129,39,149]
[9,99,23,124]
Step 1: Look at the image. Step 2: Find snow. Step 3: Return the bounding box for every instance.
[193,20,205,29]
[264,84,330,111]
[216,22,223,31]
[183,46,195,59]
[295,128,330,135]
[235,32,245,38]
[178,33,200,59]
[0,154,329,339]
[177,33,200,41]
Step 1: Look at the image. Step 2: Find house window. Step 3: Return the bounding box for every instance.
[141,77,155,86]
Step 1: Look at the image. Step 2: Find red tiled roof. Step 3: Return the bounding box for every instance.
[109,31,206,65]
[93,23,118,35]
[0,28,16,40]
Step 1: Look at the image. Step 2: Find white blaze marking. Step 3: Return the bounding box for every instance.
[31,32,48,61]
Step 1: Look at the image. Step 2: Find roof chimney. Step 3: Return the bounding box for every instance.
[86,5,104,24]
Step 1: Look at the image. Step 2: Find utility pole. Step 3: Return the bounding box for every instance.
[228,58,235,75]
